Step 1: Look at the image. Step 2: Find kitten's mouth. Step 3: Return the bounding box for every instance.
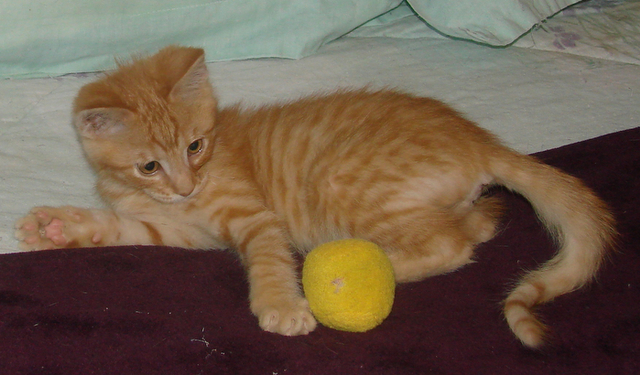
[151,194,190,204]
[147,176,207,204]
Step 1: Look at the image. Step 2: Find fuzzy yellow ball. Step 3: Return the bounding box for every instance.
[302,239,396,332]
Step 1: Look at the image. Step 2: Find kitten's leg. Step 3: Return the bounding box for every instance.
[385,227,477,283]
[459,195,503,245]
[14,205,197,251]
[359,200,501,283]
[222,209,316,336]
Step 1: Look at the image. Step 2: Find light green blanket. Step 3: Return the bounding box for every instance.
[0,0,579,79]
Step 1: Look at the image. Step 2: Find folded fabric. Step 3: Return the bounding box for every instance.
[1,0,587,79]
[0,0,401,79]
[407,0,581,46]
[1,0,584,78]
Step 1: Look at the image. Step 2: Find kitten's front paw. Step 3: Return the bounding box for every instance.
[254,297,317,336]
[14,206,103,251]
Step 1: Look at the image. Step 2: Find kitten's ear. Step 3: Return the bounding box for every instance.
[74,107,134,139]
[168,52,210,102]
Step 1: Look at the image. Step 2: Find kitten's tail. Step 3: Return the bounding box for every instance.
[489,151,616,348]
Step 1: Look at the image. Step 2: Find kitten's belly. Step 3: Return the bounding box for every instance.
[284,212,345,254]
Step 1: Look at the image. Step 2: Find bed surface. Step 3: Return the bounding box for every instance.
[1,1,639,373]
[2,114,639,375]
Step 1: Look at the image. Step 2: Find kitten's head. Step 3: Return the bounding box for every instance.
[73,46,217,204]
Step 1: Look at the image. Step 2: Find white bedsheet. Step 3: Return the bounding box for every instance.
[1,1,638,253]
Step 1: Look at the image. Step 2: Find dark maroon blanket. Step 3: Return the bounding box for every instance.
[2,127,639,375]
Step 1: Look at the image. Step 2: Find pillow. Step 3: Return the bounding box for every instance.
[406,0,581,46]
[0,0,401,79]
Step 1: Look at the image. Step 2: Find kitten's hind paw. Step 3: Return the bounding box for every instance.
[256,297,317,336]
[14,206,103,251]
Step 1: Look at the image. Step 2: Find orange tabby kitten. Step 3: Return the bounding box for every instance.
[15,46,616,347]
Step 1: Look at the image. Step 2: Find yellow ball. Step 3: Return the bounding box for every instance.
[302,239,396,332]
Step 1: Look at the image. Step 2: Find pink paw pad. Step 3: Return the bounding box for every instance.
[44,218,68,246]
[91,233,103,244]
[22,222,37,232]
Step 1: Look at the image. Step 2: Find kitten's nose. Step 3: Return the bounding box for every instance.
[177,183,195,197]
[172,172,196,197]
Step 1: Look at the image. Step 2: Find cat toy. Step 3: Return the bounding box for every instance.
[302,239,395,332]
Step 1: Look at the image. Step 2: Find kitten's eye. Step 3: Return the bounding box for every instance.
[139,161,160,175]
[187,139,203,155]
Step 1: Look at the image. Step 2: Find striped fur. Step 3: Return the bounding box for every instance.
[15,46,616,346]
